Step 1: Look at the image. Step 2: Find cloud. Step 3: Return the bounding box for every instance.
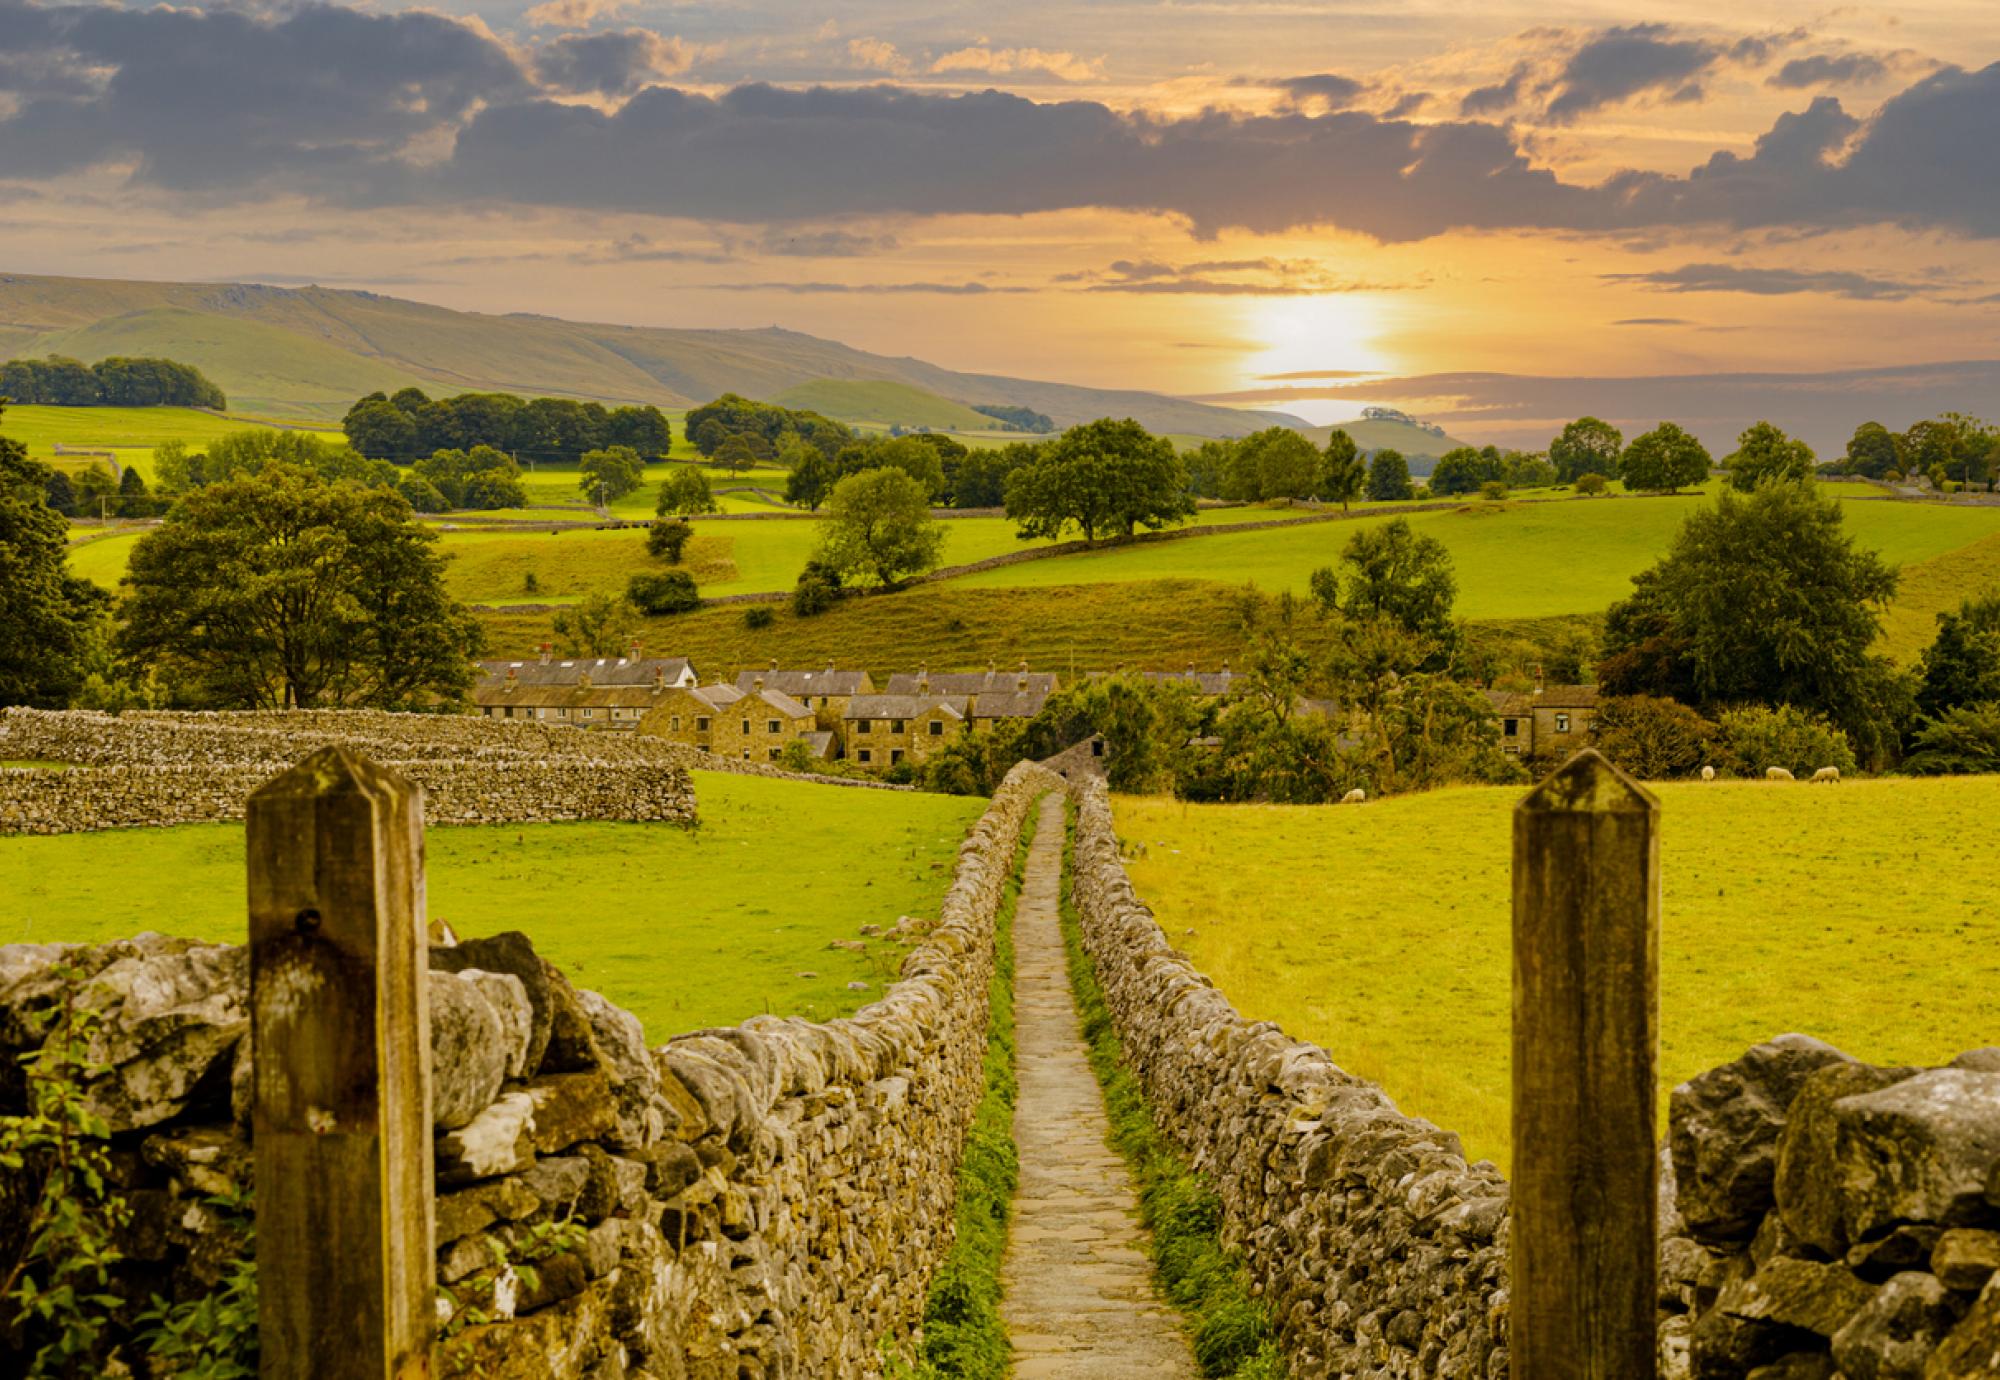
[929,47,1103,82]
[846,37,909,75]
[523,0,634,31]
[577,233,732,264]
[536,31,694,97]
[756,228,901,257]
[1769,53,1890,89]
[1611,317,1695,326]
[1059,256,1411,294]
[1277,73,1364,108]
[1543,24,1724,122]
[700,280,1027,295]
[1602,263,1928,300]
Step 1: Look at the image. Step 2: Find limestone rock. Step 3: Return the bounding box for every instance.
[431,933,555,1073]
[1934,1229,2000,1294]
[1778,1062,1920,1254]
[140,1126,250,1200]
[1850,1226,1946,1282]
[1672,1034,1853,1244]
[1926,1274,2000,1377]
[520,1157,591,1215]
[438,1091,537,1184]
[525,1072,619,1156]
[430,970,512,1131]
[459,970,534,1080]
[1952,1049,2000,1074]
[1831,1271,1961,1379]
[1833,1070,2000,1244]
[1747,1354,1836,1380]
[436,1177,541,1246]
[537,962,606,1075]
[1719,1256,1877,1338]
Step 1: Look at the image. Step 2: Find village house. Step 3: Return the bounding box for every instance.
[1486,683,1599,760]
[476,645,697,694]
[471,653,696,730]
[637,679,823,761]
[733,663,875,750]
[1104,665,1241,698]
[883,664,1060,699]
[841,692,971,770]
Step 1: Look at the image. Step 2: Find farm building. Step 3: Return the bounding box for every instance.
[1486,684,1599,760]
[733,663,875,750]
[884,665,1060,698]
[841,693,971,770]
[638,680,822,761]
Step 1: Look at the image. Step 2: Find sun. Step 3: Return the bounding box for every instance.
[1239,294,1390,384]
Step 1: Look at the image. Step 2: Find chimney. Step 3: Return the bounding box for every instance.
[1017,671,1028,692]
[754,675,765,693]
[770,658,779,673]
[629,642,642,663]
[579,669,592,690]
[505,667,518,691]
[1533,662,1545,694]
[652,664,665,690]
[539,643,552,666]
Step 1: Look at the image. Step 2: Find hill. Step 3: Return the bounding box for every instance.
[771,379,998,432]
[1300,415,1476,467]
[0,272,1303,438]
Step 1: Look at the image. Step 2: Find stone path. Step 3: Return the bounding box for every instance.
[1001,795,1198,1378]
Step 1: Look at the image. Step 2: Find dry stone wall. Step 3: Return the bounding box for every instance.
[1065,778,1512,1378]
[0,761,1061,1377]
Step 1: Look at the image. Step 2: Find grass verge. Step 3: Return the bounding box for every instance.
[1057,804,1285,1379]
[901,801,1039,1377]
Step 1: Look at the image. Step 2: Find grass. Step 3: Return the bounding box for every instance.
[1059,805,1285,1379]
[906,805,1037,1379]
[3,403,341,475]
[773,379,997,432]
[1878,529,2000,664]
[1111,778,2000,1170]
[0,770,986,1038]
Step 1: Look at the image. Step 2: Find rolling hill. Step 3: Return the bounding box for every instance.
[0,271,1303,438]
[1300,416,1476,467]
[770,379,999,431]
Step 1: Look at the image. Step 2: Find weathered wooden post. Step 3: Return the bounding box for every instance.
[248,747,434,1379]
[1512,748,1659,1379]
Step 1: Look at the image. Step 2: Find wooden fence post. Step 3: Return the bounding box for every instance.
[1511,748,1660,1379]
[247,746,434,1379]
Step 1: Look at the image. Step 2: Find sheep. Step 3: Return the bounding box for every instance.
[1766,766,1795,782]
[1700,765,1716,782]
[1811,766,1841,784]
[1341,787,1367,804]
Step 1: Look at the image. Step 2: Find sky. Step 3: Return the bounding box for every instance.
[3,0,1999,438]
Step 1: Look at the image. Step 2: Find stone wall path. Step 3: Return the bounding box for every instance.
[1000,795,1198,1378]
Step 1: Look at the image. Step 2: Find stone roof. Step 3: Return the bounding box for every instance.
[733,666,875,698]
[1485,685,1601,714]
[472,681,678,710]
[969,689,1050,720]
[1125,667,1239,696]
[883,669,1059,697]
[476,655,694,689]
[686,684,811,718]
[844,694,971,721]
[799,731,835,759]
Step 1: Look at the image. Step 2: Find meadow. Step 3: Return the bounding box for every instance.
[5,403,342,474]
[0,771,986,1037]
[1111,778,2000,1170]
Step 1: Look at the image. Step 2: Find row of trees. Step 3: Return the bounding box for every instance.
[683,393,852,463]
[0,356,226,409]
[1840,413,1999,489]
[342,388,672,463]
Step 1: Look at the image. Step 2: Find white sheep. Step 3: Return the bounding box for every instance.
[1341,787,1367,804]
[1766,766,1795,782]
[1700,765,1715,782]
[1811,766,1841,784]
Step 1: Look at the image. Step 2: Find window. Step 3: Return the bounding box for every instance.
[858,720,872,734]
[891,719,905,733]
[891,749,904,764]
[1503,718,1519,736]
[670,716,680,731]
[742,749,750,760]
[768,748,780,761]
[536,708,548,719]
[1503,745,1519,755]
[580,708,593,719]
[556,709,569,719]
[767,719,781,734]
[741,719,750,735]
[1091,739,1104,757]
[696,717,710,732]
[1555,712,1571,733]
[928,720,943,736]
[858,749,872,763]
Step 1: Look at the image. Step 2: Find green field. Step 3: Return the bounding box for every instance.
[0,771,986,1037]
[1113,779,2000,1169]
[3,404,342,475]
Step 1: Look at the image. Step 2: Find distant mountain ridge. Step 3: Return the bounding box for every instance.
[0,272,1304,438]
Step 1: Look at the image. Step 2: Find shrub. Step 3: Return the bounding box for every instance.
[1716,703,1856,777]
[1903,701,2000,775]
[1573,471,1609,495]
[396,475,450,513]
[791,559,843,617]
[1478,480,1509,502]
[742,605,775,630]
[646,519,693,563]
[1593,695,1718,778]
[626,570,699,616]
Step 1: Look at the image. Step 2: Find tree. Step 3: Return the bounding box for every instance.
[1427,446,1500,496]
[1550,416,1624,483]
[712,435,759,475]
[1574,472,1609,496]
[0,408,107,706]
[1226,427,1322,501]
[1319,518,1458,644]
[72,464,118,517]
[627,570,700,615]
[1842,421,1900,479]
[784,450,839,511]
[1725,421,1815,491]
[343,398,419,459]
[948,444,1033,508]
[115,465,480,708]
[605,405,672,459]
[814,467,947,588]
[853,436,948,501]
[1365,449,1414,501]
[116,466,159,518]
[647,519,693,563]
[655,466,719,517]
[1320,429,1365,510]
[1592,696,1718,779]
[551,591,639,656]
[1003,418,1193,543]
[396,475,449,513]
[1620,422,1712,493]
[1904,702,2000,775]
[42,469,77,517]
[416,445,526,510]
[791,558,843,616]
[578,446,646,503]
[1917,593,2000,717]
[1601,482,1904,761]
[1715,705,1857,777]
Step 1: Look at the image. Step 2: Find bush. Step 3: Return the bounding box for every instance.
[791,558,843,617]
[1593,695,1718,778]
[742,605,775,630]
[627,570,700,616]
[396,475,450,513]
[1903,701,2000,775]
[1478,480,1509,502]
[646,519,693,563]
[1716,704,1856,777]
[1574,472,1609,495]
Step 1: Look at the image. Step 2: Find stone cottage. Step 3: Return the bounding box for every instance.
[638,680,822,762]
[732,663,875,751]
[841,692,971,770]
[1486,683,1599,760]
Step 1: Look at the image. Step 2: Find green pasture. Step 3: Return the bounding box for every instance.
[0,771,986,1037]
[1114,778,2000,1170]
[3,404,341,475]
